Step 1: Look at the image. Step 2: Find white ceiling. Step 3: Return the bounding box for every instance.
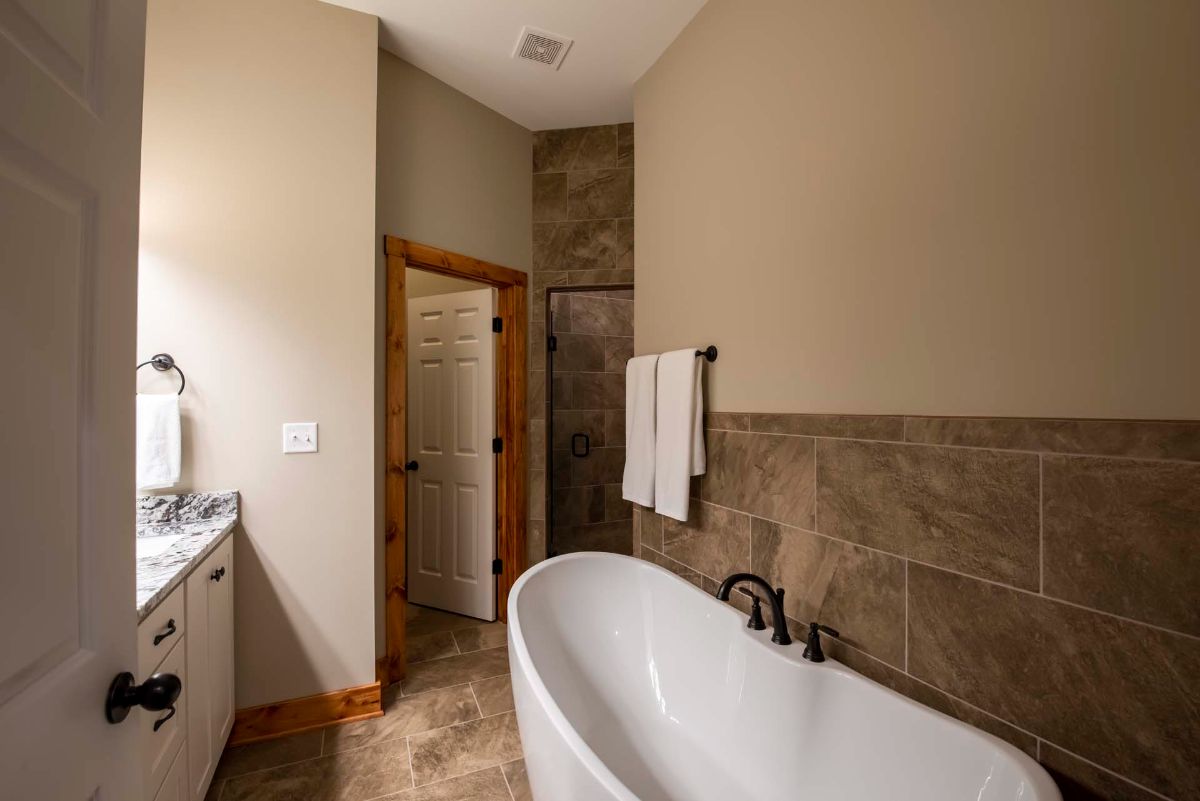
[322,0,708,130]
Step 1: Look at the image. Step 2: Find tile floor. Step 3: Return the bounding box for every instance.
[207,605,529,801]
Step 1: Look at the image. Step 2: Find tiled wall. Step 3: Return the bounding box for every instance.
[529,124,635,564]
[547,290,634,555]
[634,414,1200,801]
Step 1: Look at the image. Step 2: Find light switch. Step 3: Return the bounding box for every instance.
[282,422,318,454]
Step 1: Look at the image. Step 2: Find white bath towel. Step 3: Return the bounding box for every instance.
[654,348,706,522]
[136,393,181,491]
[622,354,659,507]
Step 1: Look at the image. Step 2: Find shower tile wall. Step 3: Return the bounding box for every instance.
[529,123,634,564]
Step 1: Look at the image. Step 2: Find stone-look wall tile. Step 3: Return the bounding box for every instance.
[550,374,571,410]
[550,332,603,372]
[533,220,617,272]
[529,419,545,470]
[640,546,703,588]
[751,518,905,668]
[529,371,545,421]
[533,126,616,173]
[549,292,571,331]
[552,486,605,526]
[905,417,1200,462]
[1039,744,1164,801]
[528,470,545,521]
[550,449,572,488]
[604,409,624,445]
[908,563,1200,800]
[616,123,634,169]
[567,169,633,220]
[749,413,904,442]
[831,645,1038,757]
[817,440,1039,589]
[528,520,545,565]
[531,271,567,323]
[568,268,635,285]
[662,500,751,580]
[571,446,625,485]
[603,336,633,374]
[1043,455,1200,636]
[572,295,633,337]
[552,409,605,450]
[532,172,567,221]
[703,430,816,530]
[704,412,749,431]
[562,372,624,410]
[636,505,664,551]
[556,520,632,555]
[529,322,546,370]
[615,219,634,270]
[604,484,631,521]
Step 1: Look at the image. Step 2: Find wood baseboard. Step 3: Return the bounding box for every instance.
[229,681,383,746]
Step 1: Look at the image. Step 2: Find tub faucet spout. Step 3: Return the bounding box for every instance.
[715,573,792,645]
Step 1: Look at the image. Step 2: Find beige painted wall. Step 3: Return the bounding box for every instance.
[406,268,487,299]
[635,0,1200,420]
[375,52,531,651]
[138,0,378,707]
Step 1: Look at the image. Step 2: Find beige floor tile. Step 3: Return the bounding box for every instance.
[502,759,532,801]
[407,605,488,638]
[407,631,460,664]
[403,647,510,696]
[324,684,480,755]
[408,712,522,786]
[214,730,324,781]
[379,766,511,801]
[471,675,514,717]
[453,622,508,654]
[221,739,410,801]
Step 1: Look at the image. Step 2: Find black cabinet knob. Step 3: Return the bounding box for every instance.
[211,566,226,582]
[405,460,419,472]
[105,671,182,724]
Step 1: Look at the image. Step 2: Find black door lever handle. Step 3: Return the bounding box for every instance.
[571,433,590,458]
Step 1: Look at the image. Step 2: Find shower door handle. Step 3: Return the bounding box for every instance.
[571,433,590,458]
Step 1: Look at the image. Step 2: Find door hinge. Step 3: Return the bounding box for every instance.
[492,558,503,575]
[492,316,502,333]
[547,335,557,352]
[492,437,503,454]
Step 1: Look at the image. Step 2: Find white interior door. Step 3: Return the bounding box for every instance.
[407,287,497,620]
[0,0,148,798]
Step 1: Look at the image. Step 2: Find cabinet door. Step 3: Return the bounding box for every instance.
[209,538,235,751]
[185,557,214,801]
[154,745,191,801]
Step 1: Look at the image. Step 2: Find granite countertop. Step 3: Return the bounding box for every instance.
[136,490,239,622]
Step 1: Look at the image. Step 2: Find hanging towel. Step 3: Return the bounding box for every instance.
[654,348,706,522]
[622,354,659,507]
[136,393,181,491]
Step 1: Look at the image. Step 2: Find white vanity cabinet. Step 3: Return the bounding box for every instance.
[185,536,235,800]
[136,536,235,801]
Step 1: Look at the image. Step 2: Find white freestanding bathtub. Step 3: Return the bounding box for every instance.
[508,552,1060,801]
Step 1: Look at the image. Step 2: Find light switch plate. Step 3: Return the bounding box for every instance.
[282,422,318,454]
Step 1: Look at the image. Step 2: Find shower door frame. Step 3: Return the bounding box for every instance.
[382,237,528,686]
[544,283,634,558]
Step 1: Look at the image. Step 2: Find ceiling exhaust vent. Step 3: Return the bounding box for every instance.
[512,26,573,70]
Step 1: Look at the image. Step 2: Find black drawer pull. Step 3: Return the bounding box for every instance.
[571,432,590,458]
[153,705,176,732]
[153,618,177,646]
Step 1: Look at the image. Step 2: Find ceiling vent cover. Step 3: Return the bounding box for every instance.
[512,26,573,70]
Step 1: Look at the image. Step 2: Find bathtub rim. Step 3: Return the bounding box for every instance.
[507,551,1061,801]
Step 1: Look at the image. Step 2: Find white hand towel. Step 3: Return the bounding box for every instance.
[622,354,659,507]
[136,393,181,491]
[654,348,705,522]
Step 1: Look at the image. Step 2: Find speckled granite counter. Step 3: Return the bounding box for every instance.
[136,491,238,621]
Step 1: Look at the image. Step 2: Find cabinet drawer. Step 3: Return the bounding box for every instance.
[138,584,185,679]
[152,740,189,801]
[141,635,187,801]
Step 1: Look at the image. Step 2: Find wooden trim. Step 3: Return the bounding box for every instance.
[229,682,382,746]
[383,238,528,685]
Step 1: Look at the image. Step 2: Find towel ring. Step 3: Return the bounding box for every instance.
[136,353,186,395]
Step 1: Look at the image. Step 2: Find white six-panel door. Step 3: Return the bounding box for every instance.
[406,288,497,620]
[0,0,148,797]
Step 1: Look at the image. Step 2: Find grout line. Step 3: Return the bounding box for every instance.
[812,439,819,533]
[664,500,1200,643]
[406,736,415,789]
[468,681,483,718]
[1037,744,1176,801]
[904,560,909,673]
[501,760,518,801]
[1038,454,1045,595]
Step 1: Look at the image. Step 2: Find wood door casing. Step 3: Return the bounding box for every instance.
[381,238,528,686]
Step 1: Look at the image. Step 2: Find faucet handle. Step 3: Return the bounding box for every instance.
[746,594,767,631]
[802,621,840,663]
